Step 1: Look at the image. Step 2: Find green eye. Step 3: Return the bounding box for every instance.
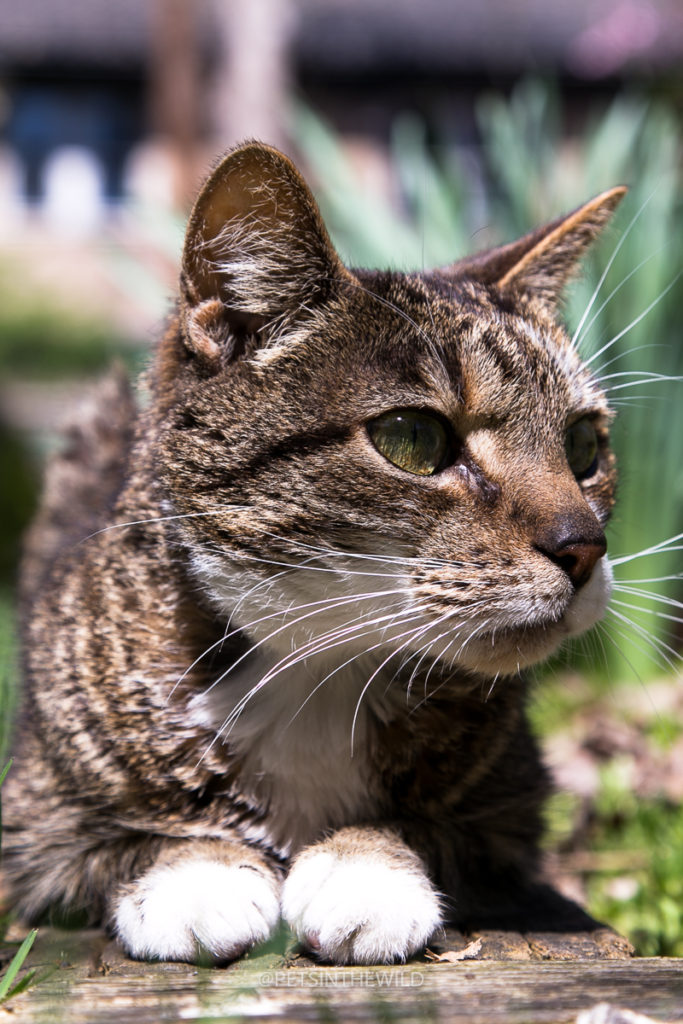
[565,418,599,479]
[368,409,450,476]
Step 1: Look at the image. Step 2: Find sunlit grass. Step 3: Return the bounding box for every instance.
[587,783,683,956]
[532,669,683,956]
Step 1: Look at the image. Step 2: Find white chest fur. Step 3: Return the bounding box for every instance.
[187,651,400,856]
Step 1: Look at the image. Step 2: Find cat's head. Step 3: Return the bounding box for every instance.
[157,142,625,680]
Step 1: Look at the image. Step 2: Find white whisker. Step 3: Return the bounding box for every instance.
[585,271,682,366]
[595,342,665,375]
[575,245,665,349]
[214,599,422,736]
[594,620,647,685]
[349,616,445,754]
[285,604,439,730]
[193,586,413,708]
[613,584,683,607]
[614,574,682,585]
[170,584,414,705]
[611,597,683,627]
[605,606,680,671]
[81,506,251,542]
[572,189,654,348]
[603,373,682,393]
[610,534,683,566]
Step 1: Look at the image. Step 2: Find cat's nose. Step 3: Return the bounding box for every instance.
[535,526,607,589]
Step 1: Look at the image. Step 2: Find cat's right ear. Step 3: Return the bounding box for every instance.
[179,142,354,367]
[443,187,627,311]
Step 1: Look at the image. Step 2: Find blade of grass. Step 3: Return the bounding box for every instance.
[1,968,38,1002]
[0,929,38,1003]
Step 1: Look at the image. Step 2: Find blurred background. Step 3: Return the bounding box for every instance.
[0,0,682,955]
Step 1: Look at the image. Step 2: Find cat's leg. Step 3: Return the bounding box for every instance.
[112,838,281,963]
[281,826,442,964]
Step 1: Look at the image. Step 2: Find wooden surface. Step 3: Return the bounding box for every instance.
[1,925,682,1024]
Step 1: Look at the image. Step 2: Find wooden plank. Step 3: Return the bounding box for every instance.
[2,927,680,1024]
[429,926,634,962]
[523,929,636,961]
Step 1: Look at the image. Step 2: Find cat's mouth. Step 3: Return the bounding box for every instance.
[444,556,613,677]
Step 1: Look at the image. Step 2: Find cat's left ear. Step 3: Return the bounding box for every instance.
[447,187,627,310]
[180,142,355,366]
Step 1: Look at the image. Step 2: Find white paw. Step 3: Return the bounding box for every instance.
[114,858,280,962]
[281,851,442,964]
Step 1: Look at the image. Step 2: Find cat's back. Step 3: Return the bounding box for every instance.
[20,365,136,604]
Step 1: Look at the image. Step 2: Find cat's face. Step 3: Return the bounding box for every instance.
[157,145,622,681]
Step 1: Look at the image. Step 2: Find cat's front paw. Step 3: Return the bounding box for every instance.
[114,857,280,963]
[281,846,442,964]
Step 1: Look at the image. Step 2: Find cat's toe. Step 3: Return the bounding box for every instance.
[281,850,442,965]
[113,858,280,963]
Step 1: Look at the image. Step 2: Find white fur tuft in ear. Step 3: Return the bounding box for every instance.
[206,214,333,320]
[178,142,357,361]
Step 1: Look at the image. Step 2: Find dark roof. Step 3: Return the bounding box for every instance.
[0,0,152,68]
[295,0,683,77]
[0,0,681,77]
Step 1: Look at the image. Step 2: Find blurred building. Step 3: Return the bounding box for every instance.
[0,0,681,219]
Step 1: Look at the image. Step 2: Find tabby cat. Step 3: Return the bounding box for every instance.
[3,142,625,965]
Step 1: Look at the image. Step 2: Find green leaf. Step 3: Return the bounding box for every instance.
[2,967,37,1001]
[0,929,38,1003]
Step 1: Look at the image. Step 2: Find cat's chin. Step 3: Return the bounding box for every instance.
[452,556,614,678]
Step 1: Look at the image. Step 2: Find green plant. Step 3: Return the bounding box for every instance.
[0,291,133,382]
[587,786,683,956]
[0,597,18,762]
[0,927,38,1004]
[0,763,39,1003]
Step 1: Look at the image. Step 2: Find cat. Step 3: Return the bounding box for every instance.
[2,141,625,966]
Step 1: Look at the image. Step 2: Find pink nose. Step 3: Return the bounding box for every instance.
[539,537,606,589]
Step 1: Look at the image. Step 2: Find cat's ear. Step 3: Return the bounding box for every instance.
[447,187,627,310]
[180,142,353,365]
